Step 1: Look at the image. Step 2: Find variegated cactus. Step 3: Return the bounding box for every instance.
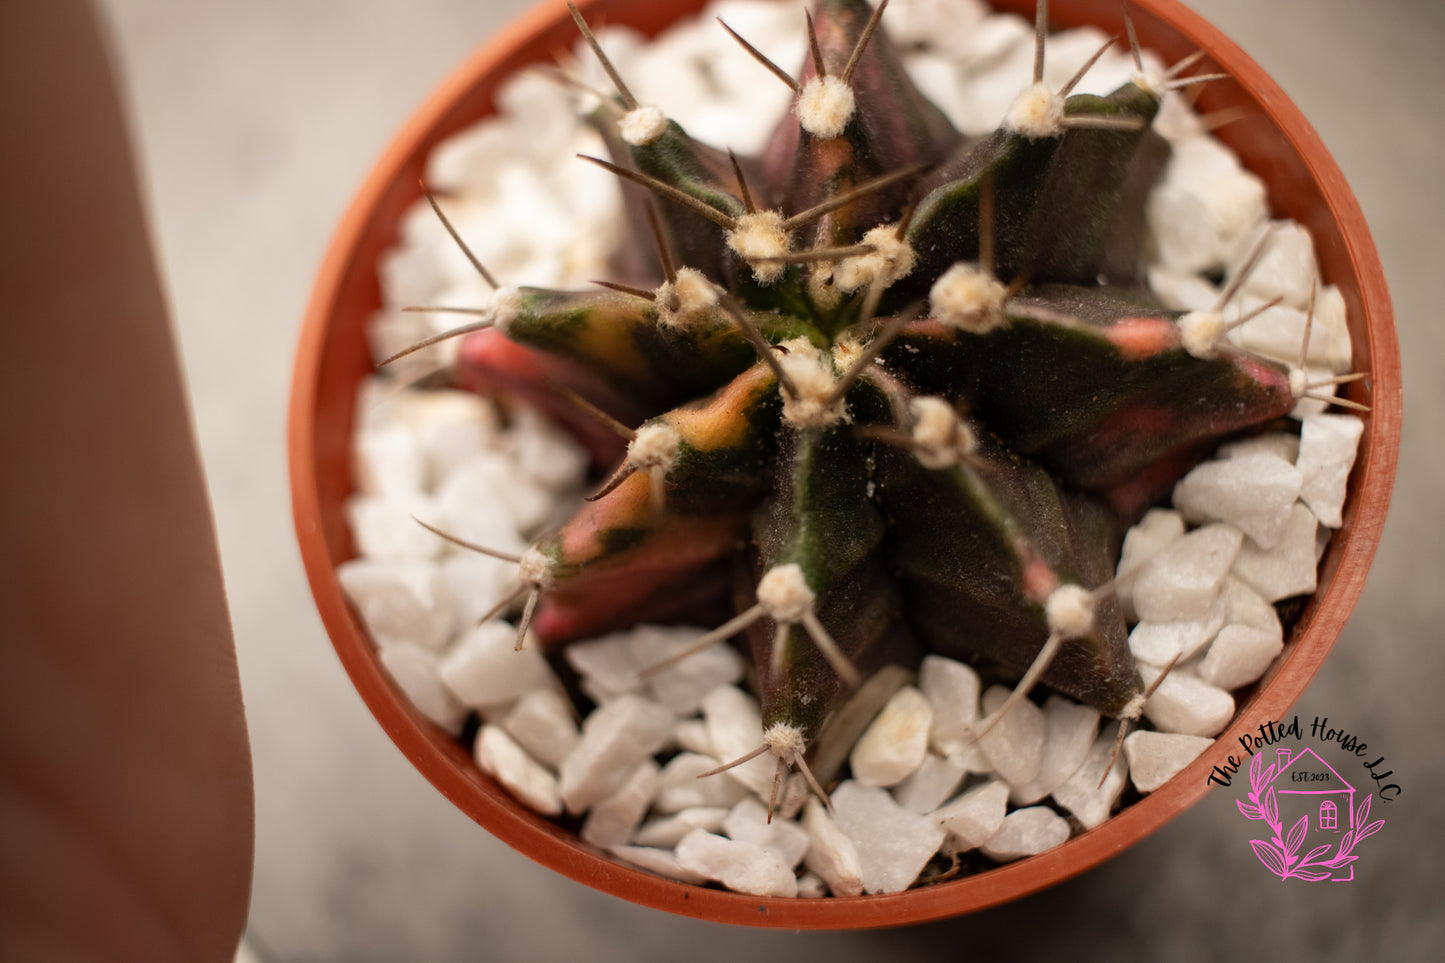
[394,0,1331,806]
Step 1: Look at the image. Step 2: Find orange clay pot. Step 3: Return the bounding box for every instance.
[290,0,1401,928]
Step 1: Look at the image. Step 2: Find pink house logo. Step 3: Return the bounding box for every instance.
[1237,746,1385,881]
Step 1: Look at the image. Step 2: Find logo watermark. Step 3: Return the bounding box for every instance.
[1205,715,1399,882]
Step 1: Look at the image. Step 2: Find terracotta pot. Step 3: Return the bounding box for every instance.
[290,0,1401,928]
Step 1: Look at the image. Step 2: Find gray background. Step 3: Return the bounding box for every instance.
[93,0,1442,959]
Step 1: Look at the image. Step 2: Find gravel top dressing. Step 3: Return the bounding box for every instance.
[339,0,1362,898]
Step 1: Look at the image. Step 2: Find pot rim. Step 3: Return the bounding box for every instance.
[289,0,1401,928]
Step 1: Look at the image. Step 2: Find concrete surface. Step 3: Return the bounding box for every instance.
[93,0,1442,959]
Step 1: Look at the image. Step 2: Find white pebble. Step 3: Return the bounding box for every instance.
[773,773,810,823]
[438,620,556,709]
[919,655,980,756]
[1296,414,1363,528]
[1219,576,1283,638]
[581,760,659,848]
[398,389,501,487]
[1231,503,1319,602]
[607,845,708,885]
[796,873,829,899]
[723,798,810,868]
[934,780,1009,852]
[1147,265,1220,312]
[831,782,947,895]
[634,807,731,849]
[631,625,746,715]
[977,685,1045,789]
[892,753,968,814]
[1132,523,1243,622]
[1217,431,1300,465]
[802,798,864,897]
[436,451,554,538]
[566,624,746,714]
[674,830,798,898]
[1010,696,1100,805]
[903,53,968,129]
[1128,591,1228,667]
[1124,730,1214,793]
[951,48,1034,135]
[653,752,749,813]
[353,419,425,497]
[425,117,517,194]
[958,11,1032,67]
[701,686,773,797]
[851,686,934,787]
[1229,220,1319,310]
[1172,452,1302,549]
[475,725,561,816]
[1052,730,1129,829]
[376,244,446,314]
[377,644,468,735]
[1228,296,1350,373]
[1116,508,1186,620]
[438,551,524,629]
[563,631,644,704]
[1310,285,1357,373]
[945,741,994,777]
[1041,26,1134,95]
[1197,624,1285,690]
[346,493,445,560]
[1147,135,1267,275]
[672,718,714,757]
[338,557,455,651]
[501,405,591,492]
[1139,664,1236,737]
[500,688,579,769]
[886,0,989,52]
[501,69,597,163]
[980,806,1071,861]
[558,694,675,814]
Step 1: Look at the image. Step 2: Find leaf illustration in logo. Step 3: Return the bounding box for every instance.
[1248,751,1265,791]
[1285,815,1308,860]
[1250,838,1288,878]
[1357,819,1385,843]
[1263,785,1280,827]
[1302,843,1333,864]
[1354,793,1372,829]
[1236,799,1265,820]
[1293,868,1333,882]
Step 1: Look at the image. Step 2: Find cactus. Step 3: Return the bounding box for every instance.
[394,0,1335,806]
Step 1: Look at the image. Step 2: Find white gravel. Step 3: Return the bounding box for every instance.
[337,0,1365,900]
[1123,731,1215,793]
[850,685,934,788]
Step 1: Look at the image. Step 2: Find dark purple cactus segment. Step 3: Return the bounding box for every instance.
[901,86,1168,314]
[1025,83,1163,283]
[761,0,961,232]
[749,412,910,740]
[903,129,1060,295]
[423,1,1323,781]
[885,300,1295,490]
[876,434,1138,716]
[621,122,750,281]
